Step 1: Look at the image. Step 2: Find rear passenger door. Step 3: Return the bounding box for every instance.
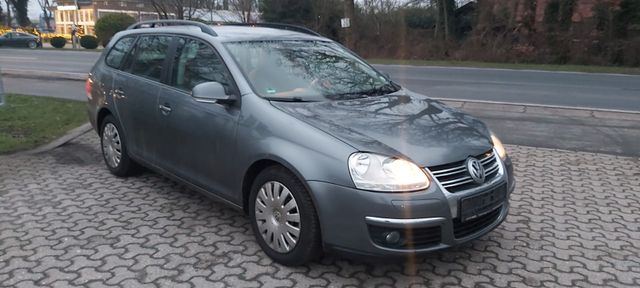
[156,37,240,199]
[113,35,172,163]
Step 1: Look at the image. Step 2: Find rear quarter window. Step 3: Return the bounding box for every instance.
[105,37,135,69]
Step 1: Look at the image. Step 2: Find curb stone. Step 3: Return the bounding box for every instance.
[14,123,93,156]
[0,69,86,81]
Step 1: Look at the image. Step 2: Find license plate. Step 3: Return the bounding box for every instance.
[459,184,507,222]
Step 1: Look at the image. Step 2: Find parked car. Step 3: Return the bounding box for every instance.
[0,32,41,48]
[87,20,515,266]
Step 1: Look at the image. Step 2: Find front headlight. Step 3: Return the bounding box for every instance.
[491,133,508,160]
[348,152,430,192]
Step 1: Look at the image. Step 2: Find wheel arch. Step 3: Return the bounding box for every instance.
[96,107,113,134]
[241,157,316,216]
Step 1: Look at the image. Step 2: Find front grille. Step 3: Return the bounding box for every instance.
[453,206,502,239]
[368,225,441,250]
[428,150,500,193]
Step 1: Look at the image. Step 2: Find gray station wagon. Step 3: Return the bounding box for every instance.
[87,20,515,266]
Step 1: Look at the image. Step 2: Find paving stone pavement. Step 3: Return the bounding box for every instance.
[0,132,639,288]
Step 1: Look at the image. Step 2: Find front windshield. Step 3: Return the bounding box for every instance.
[225,41,399,101]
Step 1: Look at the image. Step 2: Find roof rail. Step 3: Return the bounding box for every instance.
[127,20,217,37]
[221,22,321,37]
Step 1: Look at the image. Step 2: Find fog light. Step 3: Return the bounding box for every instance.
[384,231,400,244]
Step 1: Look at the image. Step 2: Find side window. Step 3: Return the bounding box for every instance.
[105,37,135,69]
[171,38,232,92]
[128,35,172,82]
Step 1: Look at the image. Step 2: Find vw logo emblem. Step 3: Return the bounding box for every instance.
[466,157,486,184]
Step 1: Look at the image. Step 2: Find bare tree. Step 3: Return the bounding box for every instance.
[36,0,53,31]
[361,0,402,35]
[149,0,206,20]
[229,0,256,23]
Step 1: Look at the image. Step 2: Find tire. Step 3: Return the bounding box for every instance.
[27,41,37,49]
[249,166,323,266]
[100,115,139,177]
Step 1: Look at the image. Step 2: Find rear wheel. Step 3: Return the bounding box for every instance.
[249,166,322,266]
[100,115,139,177]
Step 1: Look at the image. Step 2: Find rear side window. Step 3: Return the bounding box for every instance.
[105,37,135,69]
[171,38,232,92]
[127,35,172,82]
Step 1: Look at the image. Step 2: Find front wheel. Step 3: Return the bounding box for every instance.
[100,115,139,177]
[249,166,322,266]
[27,41,37,49]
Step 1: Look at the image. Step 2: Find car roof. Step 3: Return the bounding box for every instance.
[115,24,326,43]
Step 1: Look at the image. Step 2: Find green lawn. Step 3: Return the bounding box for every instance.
[0,94,87,154]
[368,59,640,75]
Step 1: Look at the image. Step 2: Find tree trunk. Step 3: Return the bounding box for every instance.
[41,0,52,31]
[442,0,449,41]
[8,0,30,27]
[5,0,12,26]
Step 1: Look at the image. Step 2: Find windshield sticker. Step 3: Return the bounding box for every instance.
[266,88,277,94]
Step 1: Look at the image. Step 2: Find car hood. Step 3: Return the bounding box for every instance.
[270,90,494,167]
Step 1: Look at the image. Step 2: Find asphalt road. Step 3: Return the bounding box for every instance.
[0,49,640,111]
[1,48,639,156]
[1,48,639,112]
[2,76,86,101]
[381,65,640,112]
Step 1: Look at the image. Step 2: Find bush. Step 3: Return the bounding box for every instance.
[80,35,99,49]
[50,36,66,48]
[95,13,136,47]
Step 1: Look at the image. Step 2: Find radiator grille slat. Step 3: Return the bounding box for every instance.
[428,150,500,193]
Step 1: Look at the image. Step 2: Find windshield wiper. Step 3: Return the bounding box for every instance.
[327,82,400,100]
[357,82,400,96]
[266,97,316,102]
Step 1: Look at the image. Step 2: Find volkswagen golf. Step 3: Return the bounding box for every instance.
[87,20,516,266]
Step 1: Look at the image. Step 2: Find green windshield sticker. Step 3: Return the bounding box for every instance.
[266,88,276,94]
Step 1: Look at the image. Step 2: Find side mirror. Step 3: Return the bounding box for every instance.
[192,82,235,104]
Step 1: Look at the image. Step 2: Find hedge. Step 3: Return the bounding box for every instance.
[80,35,99,49]
[50,36,66,48]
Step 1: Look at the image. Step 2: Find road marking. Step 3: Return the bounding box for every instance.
[0,56,37,60]
[436,97,640,115]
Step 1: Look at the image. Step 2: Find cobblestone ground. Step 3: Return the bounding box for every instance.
[0,132,639,288]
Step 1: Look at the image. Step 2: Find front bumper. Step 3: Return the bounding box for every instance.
[308,157,515,257]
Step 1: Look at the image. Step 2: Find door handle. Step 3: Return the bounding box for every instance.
[159,104,172,115]
[113,88,126,99]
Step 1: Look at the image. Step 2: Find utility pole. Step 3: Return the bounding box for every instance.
[343,0,355,50]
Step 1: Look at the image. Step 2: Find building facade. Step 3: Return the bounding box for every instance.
[52,0,171,35]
